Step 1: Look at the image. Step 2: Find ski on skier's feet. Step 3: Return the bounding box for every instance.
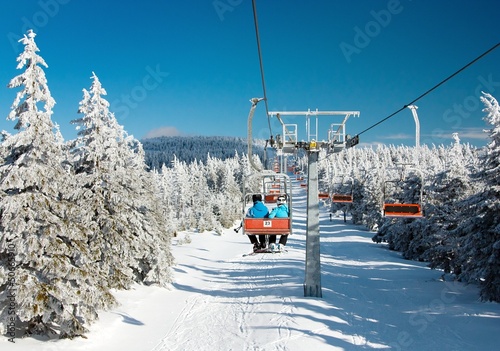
[243,248,287,257]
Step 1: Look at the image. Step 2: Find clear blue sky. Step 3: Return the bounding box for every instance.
[0,0,499,147]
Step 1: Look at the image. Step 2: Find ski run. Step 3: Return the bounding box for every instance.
[5,178,500,351]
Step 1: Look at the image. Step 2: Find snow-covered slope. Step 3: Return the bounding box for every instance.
[4,179,500,350]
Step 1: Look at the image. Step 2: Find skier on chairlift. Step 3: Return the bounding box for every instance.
[268,195,289,251]
[245,194,269,251]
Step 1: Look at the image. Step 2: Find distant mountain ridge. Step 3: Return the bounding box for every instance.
[141,136,265,169]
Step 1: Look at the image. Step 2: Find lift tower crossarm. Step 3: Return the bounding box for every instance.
[268,110,360,117]
[268,110,360,154]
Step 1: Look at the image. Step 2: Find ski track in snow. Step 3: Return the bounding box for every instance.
[151,182,308,351]
[151,250,297,351]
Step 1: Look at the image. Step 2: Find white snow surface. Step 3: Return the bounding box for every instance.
[3,182,500,351]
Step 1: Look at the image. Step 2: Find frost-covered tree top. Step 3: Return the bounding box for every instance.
[71,72,129,173]
[72,72,115,138]
[7,29,55,132]
[480,92,500,186]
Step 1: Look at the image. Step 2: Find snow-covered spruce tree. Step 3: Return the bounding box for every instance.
[349,148,384,230]
[159,159,203,235]
[122,138,174,285]
[189,160,218,232]
[206,156,242,230]
[168,156,193,231]
[423,142,480,272]
[156,164,181,235]
[70,73,173,289]
[454,93,500,301]
[0,30,114,338]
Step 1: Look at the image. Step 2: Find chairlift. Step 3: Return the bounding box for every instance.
[318,192,330,199]
[331,176,353,204]
[332,194,353,203]
[383,203,422,218]
[383,167,424,218]
[263,176,287,203]
[241,172,293,236]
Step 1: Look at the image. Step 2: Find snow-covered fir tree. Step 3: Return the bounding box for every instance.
[205,154,241,231]
[70,73,173,289]
[0,30,114,338]
[454,93,500,301]
[422,142,481,273]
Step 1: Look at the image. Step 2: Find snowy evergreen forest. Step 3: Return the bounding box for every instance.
[0,29,499,340]
[142,135,265,170]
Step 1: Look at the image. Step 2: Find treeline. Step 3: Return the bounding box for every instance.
[142,136,265,169]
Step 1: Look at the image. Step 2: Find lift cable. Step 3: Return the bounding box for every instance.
[251,0,273,136]
[353,41,500,139]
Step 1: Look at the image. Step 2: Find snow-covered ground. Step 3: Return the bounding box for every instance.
[3,180,500,351]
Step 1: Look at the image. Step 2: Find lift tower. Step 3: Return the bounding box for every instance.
[268,109,360,297]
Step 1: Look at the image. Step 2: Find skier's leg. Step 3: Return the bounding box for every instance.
[278,234,288,246]
[249,235,261,251]
[259,235,267,248]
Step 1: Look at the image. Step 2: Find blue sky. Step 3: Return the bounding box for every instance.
[0,0,499,147]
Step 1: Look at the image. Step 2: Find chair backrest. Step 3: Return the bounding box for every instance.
[383,203,423,218]
[243,218,291,234]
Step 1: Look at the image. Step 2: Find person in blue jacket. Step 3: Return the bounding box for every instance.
[268,195,290,251]
[246,194,269,251]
